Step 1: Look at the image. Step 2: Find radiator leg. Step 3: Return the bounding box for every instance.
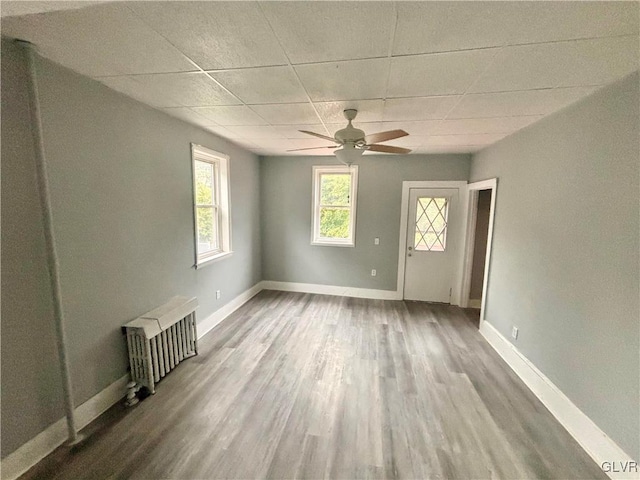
[125,381,140,407]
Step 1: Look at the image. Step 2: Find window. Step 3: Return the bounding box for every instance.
[192,144,231,267]
[414,197,449,252]
[312,165,358,246]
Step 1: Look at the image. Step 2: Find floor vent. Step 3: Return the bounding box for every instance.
[123,296,198,394]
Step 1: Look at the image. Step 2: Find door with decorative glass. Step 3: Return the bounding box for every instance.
[404,188,460,302]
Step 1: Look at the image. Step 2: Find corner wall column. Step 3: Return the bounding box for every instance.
[18,40,80,444]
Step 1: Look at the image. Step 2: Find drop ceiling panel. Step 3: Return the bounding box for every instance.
[224,125,285,139]
[1,1,109,18]
[415,146,482,154]
[204,125,243,139]
[232,138,260,150]
[433,116,543,135]
[393,2,514,55]
[314,100,385,124]
[98,76,181,108]
[127,1,288,69]
[260,2,395,64]
[504,2,639,46]
[192,105,268,126]
[249,103,320,125]
[383,96,461,121]
[388,49,498,97]
[103,72,240,107]
[469,43,571,94]
[295,58,389,101]
[394,2,638,55]
[250,138,296,155]
[209,66,308,104]
[470,36,640,94]
[448,87,598,119]
[245,138,294,150]
[1,4,195,77]
[553,36,640,88]
[423,134,508,146]
[161,107,215,127]
[273,125,329,139]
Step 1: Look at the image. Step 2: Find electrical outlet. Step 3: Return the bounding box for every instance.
[511,326,519,340]
[374,237,380,245]
[371,269,377,277]
[216,290,221,299]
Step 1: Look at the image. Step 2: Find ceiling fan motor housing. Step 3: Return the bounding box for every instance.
[335,110,365,144]
[334,126,366,144]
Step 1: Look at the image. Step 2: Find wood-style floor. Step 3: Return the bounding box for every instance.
[22,290,605,480]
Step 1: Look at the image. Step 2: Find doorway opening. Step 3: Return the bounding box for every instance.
[461,179,498,329]
[469,189,492,309]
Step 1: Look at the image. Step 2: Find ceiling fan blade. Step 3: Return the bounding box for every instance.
[364,129,408,144]
[367,144,412,154]
[286,145,339,152]
[299,130,340,144]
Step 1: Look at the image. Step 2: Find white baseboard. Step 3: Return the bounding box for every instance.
[0,374,129,480]
[261,280,401,300]
[1,281,265,480]
[197,281,265,339]
[479,320,637,480]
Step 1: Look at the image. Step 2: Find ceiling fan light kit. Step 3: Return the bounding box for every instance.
[334,144,364,166]
[288,109,412,165]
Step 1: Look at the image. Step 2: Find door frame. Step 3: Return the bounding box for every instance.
[460,178,498,325]
[396,181,469,304]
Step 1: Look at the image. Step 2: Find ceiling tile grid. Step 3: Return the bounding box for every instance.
[208,65,309,105]
[2,1,638,156]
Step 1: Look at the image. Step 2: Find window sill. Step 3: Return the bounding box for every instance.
[311,241,355,248]
[195,251,233,269]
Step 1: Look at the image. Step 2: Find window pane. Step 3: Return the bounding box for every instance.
[320,207,350,239]
[320,173,350,206]
[195,160,214,205]
[197,206,218,254]
[415,197,448,251]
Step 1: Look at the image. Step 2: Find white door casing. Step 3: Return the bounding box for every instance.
[460,178,498,323]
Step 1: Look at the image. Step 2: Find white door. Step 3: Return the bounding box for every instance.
[404,188,460,302]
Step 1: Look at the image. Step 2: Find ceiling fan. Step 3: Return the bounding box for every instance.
[288,109,411,165]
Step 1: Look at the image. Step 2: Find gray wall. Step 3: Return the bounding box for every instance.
[1,41,262,458]
[469,189,492,300]
[1,39,65,459]
[261,154,470,291]
[471,72,639,460]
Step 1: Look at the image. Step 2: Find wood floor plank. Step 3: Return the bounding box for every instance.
[19,291,607,480]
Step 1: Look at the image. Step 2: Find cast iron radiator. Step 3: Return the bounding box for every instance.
[123,296,198,394]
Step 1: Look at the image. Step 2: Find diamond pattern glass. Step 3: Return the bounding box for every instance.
[414,197,448,252]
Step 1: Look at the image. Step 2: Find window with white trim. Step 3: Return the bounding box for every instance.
[312,165,358,246]
[192,144,231,267]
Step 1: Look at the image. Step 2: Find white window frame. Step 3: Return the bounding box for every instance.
[311,165,358,247]
[191,144,232,267]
